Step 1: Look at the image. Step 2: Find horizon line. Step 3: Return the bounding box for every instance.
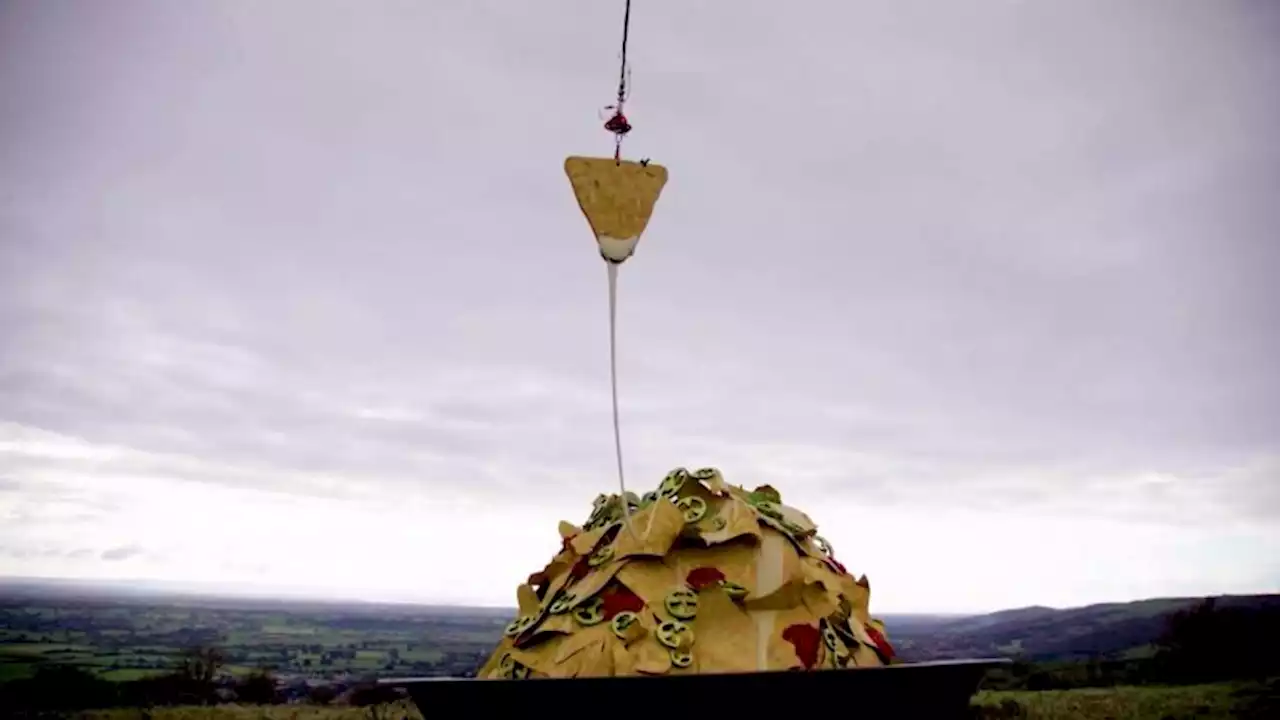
[1,573,1269,617]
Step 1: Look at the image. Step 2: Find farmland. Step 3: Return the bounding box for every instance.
[972,681,1280,719]
[23,682,1280,719]
[2,580,1278,719]
[0,589,506,683]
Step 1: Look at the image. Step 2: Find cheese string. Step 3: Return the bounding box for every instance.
[606,262,639,538]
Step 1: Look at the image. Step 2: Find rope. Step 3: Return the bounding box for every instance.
[604,2,638,538]
[617,0,631,106]
[612,0,632,163]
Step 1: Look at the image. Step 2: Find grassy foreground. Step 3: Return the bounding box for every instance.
[48,681,1280,720]
[973,680,1278,719]
[75,701,424,720]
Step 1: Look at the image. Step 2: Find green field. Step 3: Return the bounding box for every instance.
[0,596,507,683]
[973,681,1278,719]
[34,681,1278,720]
[4,585,1277,718]
[75,702,424,720]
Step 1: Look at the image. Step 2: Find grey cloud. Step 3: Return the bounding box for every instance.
[0,546,94,561]
[0,0,1277,563]
[100,545,145,562]
[0,468,121,521]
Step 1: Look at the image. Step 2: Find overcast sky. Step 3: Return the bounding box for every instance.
[1,0,1277,614]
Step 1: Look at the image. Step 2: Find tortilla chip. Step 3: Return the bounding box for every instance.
[564,156,668,263]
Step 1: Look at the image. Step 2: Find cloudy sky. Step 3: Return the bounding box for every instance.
[1,0,1277,614]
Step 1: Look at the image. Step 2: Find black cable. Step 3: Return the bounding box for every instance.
[617,0,631,104]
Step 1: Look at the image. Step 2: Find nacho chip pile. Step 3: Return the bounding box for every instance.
[478,467,896,679]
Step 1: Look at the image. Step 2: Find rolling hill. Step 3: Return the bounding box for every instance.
[2,577,1277,672]
[888,593,1280,662]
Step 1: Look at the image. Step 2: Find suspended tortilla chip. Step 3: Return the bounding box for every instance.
[481,468,894,677]
[564,156,669,263]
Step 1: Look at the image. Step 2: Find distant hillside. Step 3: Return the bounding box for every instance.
[890,594,1280,662]
[0,577,512,617]
[3,577,1277,669]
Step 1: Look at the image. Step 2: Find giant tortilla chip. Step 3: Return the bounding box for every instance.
[481,469,896,678]
[565,156,668,264]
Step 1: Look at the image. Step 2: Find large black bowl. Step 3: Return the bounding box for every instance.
[386,658,1008,717]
